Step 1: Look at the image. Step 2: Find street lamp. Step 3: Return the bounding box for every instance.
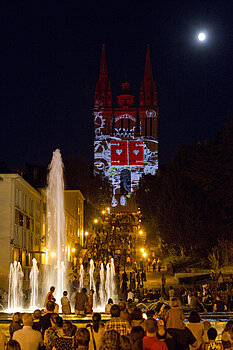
[51,252,56,258]
[142,252,147,258]
[140,248,144,253]
[139,230,143,235]
[94,219,98,224]
[71,248,75,253]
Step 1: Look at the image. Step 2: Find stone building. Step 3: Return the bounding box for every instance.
[0,173,84,291]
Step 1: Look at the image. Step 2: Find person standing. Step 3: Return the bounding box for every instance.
[9,313,22,338]
[74,288,88,316]
[85,289,95,314]
[41,301,55,335]
[44,287,55,308]
[105,304,131,336]
[143,318,168,350]
[86,313,105,350]
[61,291,71,314]
[13,313,43,350]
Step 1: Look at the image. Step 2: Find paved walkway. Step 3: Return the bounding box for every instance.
[143,270,179,291]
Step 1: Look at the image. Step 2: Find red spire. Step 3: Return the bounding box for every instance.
[99,44,108,81]
[139,44,157,107]
[144,44,153,82]
[94,44,112,107]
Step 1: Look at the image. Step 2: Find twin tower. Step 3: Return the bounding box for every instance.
[93,45,158,208]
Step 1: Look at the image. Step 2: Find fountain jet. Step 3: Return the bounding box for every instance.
[8,261,24,310]
[45,149,66,302]
[29,258,39,309]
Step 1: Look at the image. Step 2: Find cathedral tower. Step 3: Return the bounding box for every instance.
[94,45,158,208]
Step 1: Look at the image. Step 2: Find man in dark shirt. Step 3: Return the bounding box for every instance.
[32,309,41,332]
[168,327,197,350]
[41,301,55,335]
[74,288,88,316]
[213,295,227,312]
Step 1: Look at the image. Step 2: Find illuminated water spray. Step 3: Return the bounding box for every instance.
[79,264,84,291]
[45,149,66,302]
[105,258,116,303]
[8,261,24,310]
[29,258,39,308]
[89,259,97,308]
[99,263,105,306]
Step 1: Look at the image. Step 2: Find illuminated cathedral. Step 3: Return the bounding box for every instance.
[94,44,158,208]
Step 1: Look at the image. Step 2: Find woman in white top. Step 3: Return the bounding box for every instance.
[186,310,204,349]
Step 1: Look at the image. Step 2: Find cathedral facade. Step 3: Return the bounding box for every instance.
[94,45,158,208]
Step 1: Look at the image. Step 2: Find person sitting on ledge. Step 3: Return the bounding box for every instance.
[44,287,55,308]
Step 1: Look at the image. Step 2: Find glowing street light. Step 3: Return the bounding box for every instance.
[139,230,143,235]
[140,248,144,253]
[51,252,56,258]
[85,231,89,236]
[143,252,147,258]
[71,248,75,253]
[102,210,106,215]
[94,219,98,224]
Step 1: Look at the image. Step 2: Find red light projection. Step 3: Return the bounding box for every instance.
[129,141,144,165]
[111,141,144,166]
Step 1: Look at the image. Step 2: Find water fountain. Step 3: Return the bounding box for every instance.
[29,258,39,309]
[105,258,116,304]
[79,264,84,291]
[110,258,116,302]
[45,149,66,303]
[8,261,24,310]
[89,259,97,309]
[99,263,105,306]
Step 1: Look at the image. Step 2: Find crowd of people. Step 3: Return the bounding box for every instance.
[1,296,233,350]
[177,276,233,312]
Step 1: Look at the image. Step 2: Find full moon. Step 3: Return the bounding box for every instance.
[198,32,206,41]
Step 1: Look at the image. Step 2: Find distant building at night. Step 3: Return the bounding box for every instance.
[94,45,158,209]
[0,173,84,291]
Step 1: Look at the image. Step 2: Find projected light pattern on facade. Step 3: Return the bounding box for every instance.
[93,45,158,207]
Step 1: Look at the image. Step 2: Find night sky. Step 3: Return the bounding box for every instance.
[0,1,232,169]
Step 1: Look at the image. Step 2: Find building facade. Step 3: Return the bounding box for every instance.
[0,174,85,291]
[94,45,158,209]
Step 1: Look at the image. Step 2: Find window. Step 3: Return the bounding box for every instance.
[26,216,30,230]
[14,226,19,245]
[19,213,23,227]
[15,189,20,207]
[30,200,34,216]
